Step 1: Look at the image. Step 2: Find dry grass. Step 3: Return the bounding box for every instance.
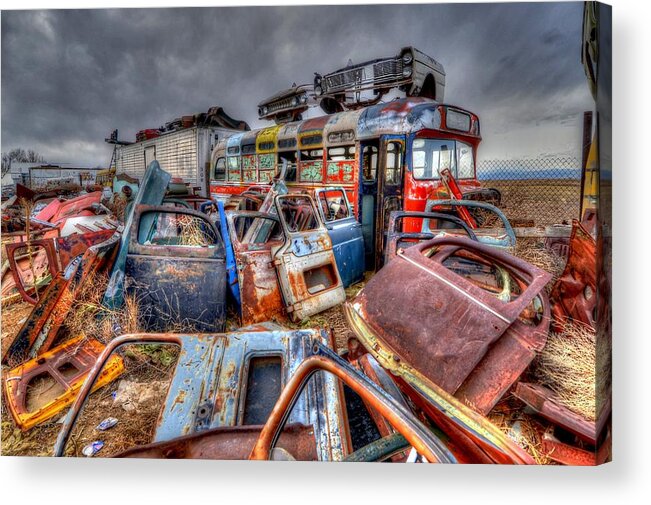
[64,272,142,344]
[514,238,566,292]
[286,275,369,353]
[177,215,212,246]
[484,179,581,226]
[488,397,553,465]
[532,322,609,422]
[63,355,175,457]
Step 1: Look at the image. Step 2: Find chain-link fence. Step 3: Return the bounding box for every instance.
[477,156,582,226]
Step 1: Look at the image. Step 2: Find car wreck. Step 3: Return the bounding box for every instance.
[53,325,531,463]
[344,236,551,415]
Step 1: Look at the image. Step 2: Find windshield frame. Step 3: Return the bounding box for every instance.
[411,137,476,181]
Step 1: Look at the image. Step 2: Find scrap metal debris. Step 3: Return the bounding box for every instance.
[1,143,608,465]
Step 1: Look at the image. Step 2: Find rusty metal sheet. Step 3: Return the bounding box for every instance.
[103,161,171,309]
[4,240,58,304]
[540,427,611,466]
[54,326,348,462]
[455,307,550,415]
[273,193,346,322]
[226,210,286,324]
[349,236,550,395]
[3,335,124,430]
[513,382,609,445]
[125,204,226,332]
[550,219,597,330]
[5,229,115,304]
[33,191,103,225]
[117,425,318,460]
[4,232,120,363]
[343,302,535,465]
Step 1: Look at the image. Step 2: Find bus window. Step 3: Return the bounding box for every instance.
[279,152,298,182]
[318,189,350,222]
[299,149,324,183]
[457,141,475,179]
[242,154,258,183]
[228,156,241,182]
[326,146,356,184]
[412,139,456,180]
[362,145,378,182]
[300,149,323,161]
[385,142,403,186]
[214,157,226,181]
[327,146,355,161]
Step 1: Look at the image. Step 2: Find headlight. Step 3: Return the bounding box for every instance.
[292,97,299,106]
[402,52,413,65]
[315,85,323,96]
[402,66,413,78]
[300,94,308,104]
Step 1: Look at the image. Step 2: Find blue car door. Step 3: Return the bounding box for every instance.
[315,187,365,288]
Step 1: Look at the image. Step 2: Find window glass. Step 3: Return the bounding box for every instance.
[327,145,356,161]
[385,142,403,186]
[227,156,241,181]
[236,215,283,245]
[412,139,456,180]
[456,142,475,179]
[278,152,298,182]
[362,145,378,182]
[241,144,256,155]
[300,149,323,161]
[214,157,226,181]
[140,212,220,247]
[301,134,322,147]
[318,190,350,222]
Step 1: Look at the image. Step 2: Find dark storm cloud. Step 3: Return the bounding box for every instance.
[1,2,593,165]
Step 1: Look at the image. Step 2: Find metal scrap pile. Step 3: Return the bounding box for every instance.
[0,162,608,464]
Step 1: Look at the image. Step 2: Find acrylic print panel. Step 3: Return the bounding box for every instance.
[0,1,611,465]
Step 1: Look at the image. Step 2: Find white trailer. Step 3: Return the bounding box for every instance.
[114,126,239,197]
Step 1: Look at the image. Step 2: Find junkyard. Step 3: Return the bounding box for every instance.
[0,6,611,467]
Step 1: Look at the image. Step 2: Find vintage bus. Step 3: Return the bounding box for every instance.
[209,97,483,270]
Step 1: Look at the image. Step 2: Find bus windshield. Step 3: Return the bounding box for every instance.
[412,138,475,180]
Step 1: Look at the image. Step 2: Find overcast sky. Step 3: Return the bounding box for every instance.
[1,2,594,167]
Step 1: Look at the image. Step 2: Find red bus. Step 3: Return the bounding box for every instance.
[210,97,483,269]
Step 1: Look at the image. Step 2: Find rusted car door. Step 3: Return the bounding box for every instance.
[346,236,551,410]
[6,229,116,304]
[272,194,346,322]
[125,204,226,332]
[225,211,286,324]
[424,199,516,249]
[384,210,477,264]
[54,325,348,460]
[314,187,365,288]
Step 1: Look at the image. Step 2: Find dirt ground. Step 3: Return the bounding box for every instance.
[0,301,177,457]
[0,278,367,458]
[0,231,577,463]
